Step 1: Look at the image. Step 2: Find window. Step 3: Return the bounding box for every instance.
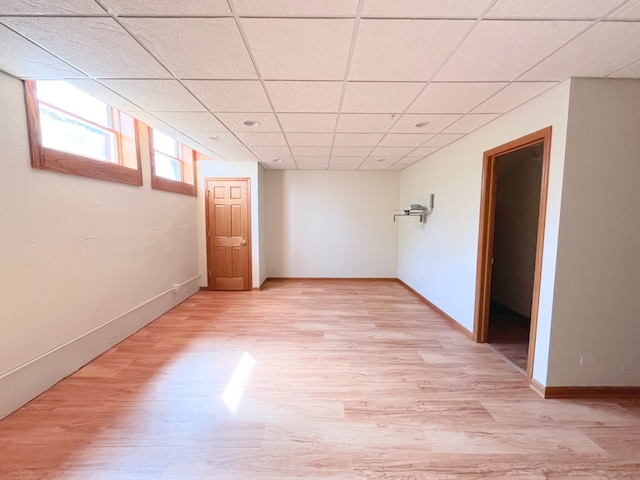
[24,80,142,185]
[149,128,196,196]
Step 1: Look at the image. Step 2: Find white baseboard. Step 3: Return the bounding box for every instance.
[0,277,200,420]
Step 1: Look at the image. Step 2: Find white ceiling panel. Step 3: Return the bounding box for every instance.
[1,17,170,78]
[378,134,434,147]
[337,113,398,133]
[422,134,464,147]
[332,146,374,156]
[184,80,271,112]
[395,156,427,164]
[522,23,640,81]
[331,162,365,170]
[410,146,441,156]
[330,156,367,163]
[189,132,242,147]
[150,112,229,132]
[364,156,403,164]
[609,0,640,19]
[350,20,474,81]
[387,163,410,170]
[101,0,231,15]
[217,112,281,132]
[610,59,640,78]
[369,146,416,157]
[362,0,494,18]
[0,0,106,14]
[0,25,85,79]
[250,146,292,157]
[266,158,297,169]
[291,146,332,156]
[233,0,359,17]
[389,114,461,133]
[278,113,337,132]
[266,81,342,112]
[122,18,256,79]
[241,19,354,80]
[342,82,425,113]
[100,80,205,111]
[334,133,384,147]
[209,145,257,160]
[435,20,590,81]
[487,0,626,19]
[360,162,394,170]
[66,79,142,112]
[409,82,507,113]
[298,163,329,170]
[286,133,334,146]
[472,82,557,113]
[443,114,499,133]
[235,132,287,146]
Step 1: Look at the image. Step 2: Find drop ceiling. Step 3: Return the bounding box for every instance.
[1,0,639,170]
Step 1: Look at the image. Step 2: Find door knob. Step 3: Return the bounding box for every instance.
[241,239,246,245]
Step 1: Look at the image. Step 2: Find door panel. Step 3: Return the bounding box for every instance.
[206,178,251,291]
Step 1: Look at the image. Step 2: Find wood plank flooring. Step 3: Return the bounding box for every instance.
[488,302,531,371]
[1,279,639,479]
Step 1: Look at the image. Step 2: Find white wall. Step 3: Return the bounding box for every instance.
[0,72,200,419]
[258,164,268,286]
[547,78,640,387]
[265,170,399,278]
[398,81,572,386]
[196,160,262,288]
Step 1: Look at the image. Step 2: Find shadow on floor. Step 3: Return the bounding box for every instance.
[488,302,530,372]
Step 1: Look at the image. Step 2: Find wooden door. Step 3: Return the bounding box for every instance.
[206,178,251,291]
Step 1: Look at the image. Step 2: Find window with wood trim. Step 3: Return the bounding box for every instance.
[149,128,196,196]
[24,80,142,185]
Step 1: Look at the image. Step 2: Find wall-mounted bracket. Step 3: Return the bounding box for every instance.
[393,194,435,223]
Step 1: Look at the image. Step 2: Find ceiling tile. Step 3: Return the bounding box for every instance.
[150,112,229,132]
[101,0,231,15]
[330,156,367,163]
[337,113,398,133]
[295,157,330,165]
[442,113,499,133]
[521,22,640,81]
[216,112,281,132]
[330,162,363,170]
[387,163,410,170]
[369,147,415,156]
[189,132,242,147]
[334,133,384,146]
[609,0,640,19]
[342,82,425,113]
[233,0,359,16]
[65,79,142,112]
[395,156,427,164]
[0,25,85,79]
[1,17,170,78]
[100,80,205,111]
[278,113,337,132]
[332,146,374,156]
[184,80,271,112]
[209,145,257,160]
[241,19,354,80]
[435,20,590,81]
[409,82,507,113]
[291,146,332,156]
[266,158,298,169]
[410,146,440,156]
[266,81,342,112]
[350,19,474,81]
[235,132,287,146]
[487,0,625,19]
[422,134,464,147]
[0,0,106,14]
[362,0,494,18]
[609,59,640,78]
[472,82,557,113]
[122,18,256,79]
[378,134,434,147]
[258,155,295,164]
[250,146,292,157]
[298,164,329,170]
[364,156,403,163]
[389,114,461,133]
[360,162,393,170]
[286,133,334,146]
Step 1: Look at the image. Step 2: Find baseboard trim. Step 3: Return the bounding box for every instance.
[543,386,640,398]
[265,277,397,282]
[0,276,200,420]
[529,378,546,398]
[396,279,473,339]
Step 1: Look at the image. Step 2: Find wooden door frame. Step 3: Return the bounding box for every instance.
[204,177,252,291]
[473,126,552,379]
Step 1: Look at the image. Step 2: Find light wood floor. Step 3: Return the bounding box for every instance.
[2,280,640,479]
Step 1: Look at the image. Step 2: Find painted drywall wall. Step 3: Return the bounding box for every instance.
[258,164,268,286]
[491,144,543,317]
[196,160,261,289]
[0,72,200,419]
[265,170,399,278]
[547,78,640,387]
[398,81,572,385]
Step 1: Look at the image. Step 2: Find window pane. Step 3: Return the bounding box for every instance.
[153,130,178,157]
[40,104,118,163]
[154,151,181,181]
[36,81,111,128]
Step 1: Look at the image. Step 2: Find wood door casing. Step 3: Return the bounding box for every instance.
[206,178,251,291]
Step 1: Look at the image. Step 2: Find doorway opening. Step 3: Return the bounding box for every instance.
[474,127,552,380]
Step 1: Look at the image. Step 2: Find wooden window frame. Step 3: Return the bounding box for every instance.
[24,80,142,186]
[148,127,197,197]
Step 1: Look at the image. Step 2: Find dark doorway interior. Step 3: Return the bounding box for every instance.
[487,143,543,371]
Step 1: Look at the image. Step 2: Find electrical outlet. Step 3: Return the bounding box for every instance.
[580,354,596,366]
